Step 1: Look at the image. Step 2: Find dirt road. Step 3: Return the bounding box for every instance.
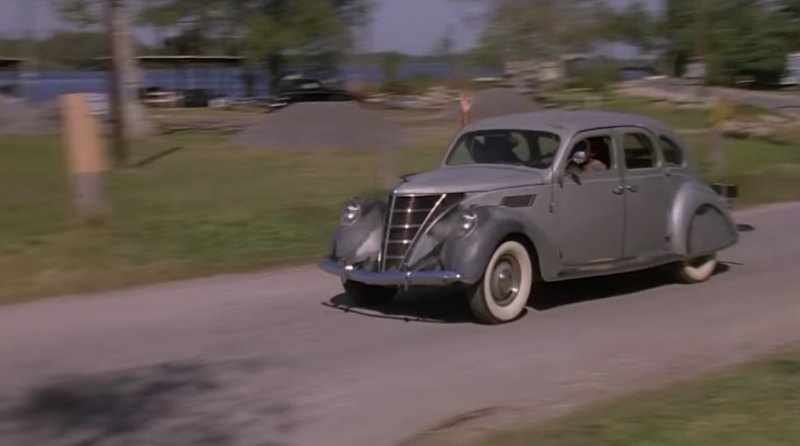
[1,203,798,446]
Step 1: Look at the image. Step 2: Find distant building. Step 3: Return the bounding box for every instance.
[683,58,707,85]
[780,52,800,87]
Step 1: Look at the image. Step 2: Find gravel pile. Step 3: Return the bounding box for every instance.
[0,95,60,135]
[234,102,411,150]
[443,87,541,121]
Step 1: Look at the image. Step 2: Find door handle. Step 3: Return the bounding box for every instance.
[612,186,625,195]
[626,185,638,193]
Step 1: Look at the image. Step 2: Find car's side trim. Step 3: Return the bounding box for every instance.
[553,252,684,281]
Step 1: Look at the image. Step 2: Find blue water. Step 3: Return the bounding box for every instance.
[8,64,504,103]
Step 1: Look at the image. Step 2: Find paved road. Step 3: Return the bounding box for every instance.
[1,203,799,446]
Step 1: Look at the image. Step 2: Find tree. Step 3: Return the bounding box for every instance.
[378,51,405,93]
[601,0,790,86]
[705,0,788,86]
[432,26,456,61]
[241,0,347,86]
[104,0,153,166]
[55,0,152,167]
[776,0,800,50]
[454,0,607,62]
[432,26,457,83]
[599,1,659,53]
[379,51,404,82]
[136,0,371,88]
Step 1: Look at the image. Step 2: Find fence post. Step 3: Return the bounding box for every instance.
[708,99,735,173]
[59,93,110,224]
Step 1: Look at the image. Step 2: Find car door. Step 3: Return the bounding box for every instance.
[616,128,672,259]
[555,131,625,266]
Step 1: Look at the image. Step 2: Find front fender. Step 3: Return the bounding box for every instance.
[329,198,386,270]
[440,206,557,284]
[669,181,738,256]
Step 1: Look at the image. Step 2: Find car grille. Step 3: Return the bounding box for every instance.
[381,193,464,271]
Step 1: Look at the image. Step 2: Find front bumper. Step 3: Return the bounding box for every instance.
[319,258,463,289]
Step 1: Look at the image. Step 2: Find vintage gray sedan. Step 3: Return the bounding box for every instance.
[320,110,739,324]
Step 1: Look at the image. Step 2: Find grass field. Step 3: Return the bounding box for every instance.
[0,118,450,303]
[466,347,800,446]
[540,90,780,130]
[1,103,799,303]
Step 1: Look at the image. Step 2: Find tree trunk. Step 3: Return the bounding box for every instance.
[267,54,285,90]
[708,124,724,173]
[104,0,151,167]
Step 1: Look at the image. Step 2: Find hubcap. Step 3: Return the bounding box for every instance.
[490,255,521,306]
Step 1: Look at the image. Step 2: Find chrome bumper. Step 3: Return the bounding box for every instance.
[319,258,463,288]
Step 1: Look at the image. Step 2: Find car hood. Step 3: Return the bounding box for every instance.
[394,165,546,195]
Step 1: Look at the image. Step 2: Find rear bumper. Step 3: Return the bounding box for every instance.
[319,258,463,288]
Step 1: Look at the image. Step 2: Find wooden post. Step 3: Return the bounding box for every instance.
[708,99,735,174]
[379,145,395,190]
[59,93,110,223]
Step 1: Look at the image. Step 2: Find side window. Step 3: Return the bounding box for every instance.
[623,133,658,170]
[659,136,684,166]
[568,135,614,173]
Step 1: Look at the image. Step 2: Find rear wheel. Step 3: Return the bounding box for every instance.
[673,253,718,284]
[343,280,396,307]
[468,240,533,325]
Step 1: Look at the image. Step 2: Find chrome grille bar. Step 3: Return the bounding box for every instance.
[380,193,444,272]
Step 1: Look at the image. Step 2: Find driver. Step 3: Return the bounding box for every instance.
[573,140,608,172]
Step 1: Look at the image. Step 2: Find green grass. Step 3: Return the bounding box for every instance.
[681,134,800,206]
[1,102,799,303]
[0,129,445,304]
[467,348,800,446]
[541,91,780,131]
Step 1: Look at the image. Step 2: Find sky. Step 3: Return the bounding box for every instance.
[369,0,485,54]
[0,0,660,56]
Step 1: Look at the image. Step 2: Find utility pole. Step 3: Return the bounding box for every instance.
[103,0,151,167]
[694,0,709,86]
[20,0,37,101]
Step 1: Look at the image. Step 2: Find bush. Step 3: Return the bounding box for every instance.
[379,76,439,95]
[566,58,621,93]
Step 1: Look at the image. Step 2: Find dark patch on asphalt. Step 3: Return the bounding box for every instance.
[0,358,293,446]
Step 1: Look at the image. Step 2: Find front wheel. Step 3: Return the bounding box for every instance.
[468,240,534,325]
[673,253,718,284]
[343,280,396,307]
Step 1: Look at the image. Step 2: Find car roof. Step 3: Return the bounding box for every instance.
[462,110,682,142]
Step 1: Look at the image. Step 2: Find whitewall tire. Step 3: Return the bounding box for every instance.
[674,253,718,284]
[468,240,533,325]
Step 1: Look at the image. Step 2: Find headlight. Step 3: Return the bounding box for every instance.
[456,210,477,237]
[340,201,361,226]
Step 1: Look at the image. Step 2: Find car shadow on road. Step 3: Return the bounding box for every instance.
[532,263,730,310]
[324,263,733,324]
[325,287,476,324]
[0,358,292,446]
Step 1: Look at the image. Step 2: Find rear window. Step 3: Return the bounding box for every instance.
[659,136,684,166]
[623,133,658,170]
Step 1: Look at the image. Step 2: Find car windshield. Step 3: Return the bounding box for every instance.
[445,129,561,169]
